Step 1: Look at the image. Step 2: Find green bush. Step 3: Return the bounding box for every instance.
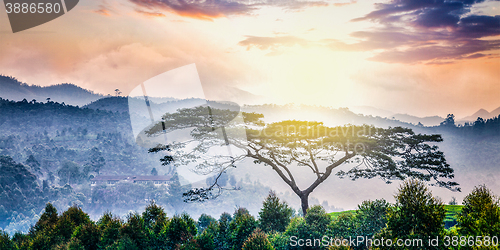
[242,228,275,250]
[267,231,289,250]
[197,213,217,233]
[0,230,15,250]
[195,222,217,250]
[161,213,197,249]
[376,179,446,250]
[259,191,293,233]
[458,185,500,237]
[284,206,332,250]
[229,208,258,250]
[96,212,122,249]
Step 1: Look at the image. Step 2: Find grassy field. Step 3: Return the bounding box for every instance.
[444,205,463,228]
[329,205,463,229]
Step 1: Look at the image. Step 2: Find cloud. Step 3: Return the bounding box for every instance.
[332,0,356,7]
[94,5,112,16]
[135,9,166,17]
[238,35,313,55]
[369,40,500,64]
[129,0,331,20]
[344,0,500,64]
[352,0,486,23]
[129,0,250,20]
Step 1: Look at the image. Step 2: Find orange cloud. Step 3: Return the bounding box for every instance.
[93,5,112,16]
[333,0,357,7]
[135,9,166,17]
[128,0,330,21]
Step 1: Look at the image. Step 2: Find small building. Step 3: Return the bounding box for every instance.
[90,175,173,187]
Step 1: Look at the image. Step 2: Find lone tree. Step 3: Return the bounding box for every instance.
[146,106,459,215]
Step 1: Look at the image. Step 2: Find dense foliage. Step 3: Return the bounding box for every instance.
[259,191,294,233]
[0,98,281,232]
[1,97,499,249]
[376,179,446,250]
[0,182,498,250]
[147,106,459,216]
[457,185,500,237]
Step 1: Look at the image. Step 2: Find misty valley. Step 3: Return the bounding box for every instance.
[0,75,499,249]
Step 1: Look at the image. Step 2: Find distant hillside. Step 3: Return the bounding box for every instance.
[460,107,500,122]
[491,107,500,118]
[0,75,103,106]
[347,106,445,126]
[242,104,418,129]
[349,106,394,118]
[84,96,207,117]
[391,113,444,126]
[329,205,462,229]
[1,97,499,230]
[84,96,130,113]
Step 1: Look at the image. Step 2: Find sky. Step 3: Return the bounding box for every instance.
[0,0,499,118]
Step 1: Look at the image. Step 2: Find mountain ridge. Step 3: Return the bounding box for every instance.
[460,107,500,122]
[0,75,103,106]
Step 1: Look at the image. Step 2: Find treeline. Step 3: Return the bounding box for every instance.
[1,180,499,250]
[0,154,303,235]
[0,98,166,231]
[437,114,500,137]
[0,75,102,106]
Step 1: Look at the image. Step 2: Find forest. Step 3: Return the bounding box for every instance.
[0,97,499,249]
[1,179,499,250]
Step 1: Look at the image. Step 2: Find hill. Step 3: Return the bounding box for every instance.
[460,107,500,122]
[84,96,207,116]
[490,107,500,118]
[329,205,463,229]
[348,106,394,118]
[391,113,444,126]
[0,75,103,106]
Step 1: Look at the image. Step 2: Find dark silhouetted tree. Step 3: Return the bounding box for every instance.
[151,167,158,176]
[146,107,459,215]
[440,114,456,127]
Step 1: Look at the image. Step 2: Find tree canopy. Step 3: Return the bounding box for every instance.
[146,106,459,215]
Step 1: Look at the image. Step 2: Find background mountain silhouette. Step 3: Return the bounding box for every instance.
[0,75,103,106]
[460,107,500,122]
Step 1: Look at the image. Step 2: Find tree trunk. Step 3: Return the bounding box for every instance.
[300,192,310,216]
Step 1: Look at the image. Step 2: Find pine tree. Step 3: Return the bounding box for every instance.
[376,179,446,250]
[259,190,293,233]
[458,185,500,237]
[229,208,258,250]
